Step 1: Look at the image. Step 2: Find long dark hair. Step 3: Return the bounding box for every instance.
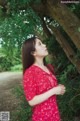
[22,36,36,74]
[22,36,47,74]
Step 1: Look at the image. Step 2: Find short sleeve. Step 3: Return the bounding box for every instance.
[23,70,37,101]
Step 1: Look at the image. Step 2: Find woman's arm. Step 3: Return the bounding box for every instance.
[28,84,66,106]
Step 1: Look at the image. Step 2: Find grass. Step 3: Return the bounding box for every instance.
[10,64,22,72]
[11,85,32,121]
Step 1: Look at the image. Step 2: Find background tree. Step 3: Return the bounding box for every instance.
[0,0,80,73]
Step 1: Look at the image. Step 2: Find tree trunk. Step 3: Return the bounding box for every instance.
[48,25,80,74]
[46,0,80,50]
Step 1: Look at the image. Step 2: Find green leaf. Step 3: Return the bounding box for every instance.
[78,27,80,32]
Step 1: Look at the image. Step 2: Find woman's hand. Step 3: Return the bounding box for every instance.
[28,84,66,106]
[53,84,66,95]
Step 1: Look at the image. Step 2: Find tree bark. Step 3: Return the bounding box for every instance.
[48,25,80,74]
[41,17,52,38]
[40,17,80,73]
[46,0,80,50]
[1,0,80,50]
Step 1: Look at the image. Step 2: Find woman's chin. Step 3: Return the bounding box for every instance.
[45,52,48,56]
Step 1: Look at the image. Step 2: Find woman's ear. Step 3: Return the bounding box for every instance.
[31,51,36,56]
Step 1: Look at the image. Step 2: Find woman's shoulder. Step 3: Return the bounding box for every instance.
[23,64,38,78]
[24,65,35,74]
[23,66,35,81]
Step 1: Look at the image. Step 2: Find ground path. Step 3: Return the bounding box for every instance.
[0,72,22,112]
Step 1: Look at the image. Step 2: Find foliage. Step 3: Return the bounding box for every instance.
[11,85,32,121]
[10,64,22,72]
[57,64,80,121]
[67,3,80,18]
[0,56,13,71]
[44,36,69,73]
[0,6,42,71]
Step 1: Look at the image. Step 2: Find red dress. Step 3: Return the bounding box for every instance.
[23,64,60,121]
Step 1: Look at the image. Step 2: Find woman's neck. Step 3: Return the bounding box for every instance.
[34,58,44,67]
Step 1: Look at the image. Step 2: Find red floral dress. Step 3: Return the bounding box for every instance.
[23,64,60,121]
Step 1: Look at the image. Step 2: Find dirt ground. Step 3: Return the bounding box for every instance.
[0,72,23,112]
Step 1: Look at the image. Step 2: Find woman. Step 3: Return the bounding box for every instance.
[22,36,66,121]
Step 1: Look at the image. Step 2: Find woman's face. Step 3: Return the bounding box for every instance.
[33,38,48,58]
